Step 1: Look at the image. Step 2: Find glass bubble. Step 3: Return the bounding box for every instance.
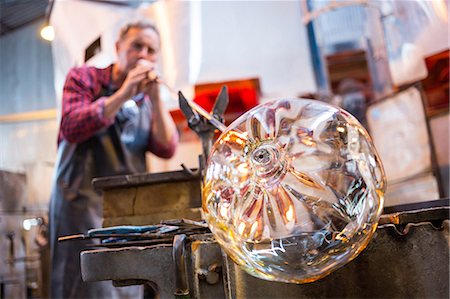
[202,99,386,284]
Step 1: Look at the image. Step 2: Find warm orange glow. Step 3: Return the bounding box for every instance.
[336,126,345,133]
[285,205,295,222]
[238,222,246,236]
[250,221,259,235]
[289,168,322,189]
[237,162,249,175]
[223,130,248,145]
[219,204,229,218]
[301,137,315,146]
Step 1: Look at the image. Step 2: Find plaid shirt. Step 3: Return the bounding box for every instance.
[58,65,177,158]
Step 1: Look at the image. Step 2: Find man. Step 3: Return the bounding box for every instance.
[49,20,178,298]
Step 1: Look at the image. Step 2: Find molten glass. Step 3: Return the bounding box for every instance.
[202,99,386,283]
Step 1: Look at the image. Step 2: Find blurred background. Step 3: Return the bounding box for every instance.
[0,0,448,297]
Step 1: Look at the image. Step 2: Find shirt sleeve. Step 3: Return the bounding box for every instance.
[147,128,179,159]
[59,67,114,143]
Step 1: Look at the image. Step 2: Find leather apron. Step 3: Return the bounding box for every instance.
[49,79,151,298]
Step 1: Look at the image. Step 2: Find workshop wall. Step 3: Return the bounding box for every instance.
[0,20,57,205]
[0,20,56,298]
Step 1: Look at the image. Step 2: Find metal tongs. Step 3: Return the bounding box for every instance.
[152,72,230,174]
[178,86,229,174]
[154,75,227,132]
[179,88,228,133]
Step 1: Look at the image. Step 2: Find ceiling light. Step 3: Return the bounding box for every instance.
[40,0,54,42]
[40,24,54,41]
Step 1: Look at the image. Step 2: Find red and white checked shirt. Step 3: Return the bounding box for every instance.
[58,64,177,158]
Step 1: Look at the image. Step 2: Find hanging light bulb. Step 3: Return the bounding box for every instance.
[203,98,386,284]
[40,24,54,41]
[40,0,55,42]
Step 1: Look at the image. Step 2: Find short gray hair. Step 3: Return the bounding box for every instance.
[118,19,159,41]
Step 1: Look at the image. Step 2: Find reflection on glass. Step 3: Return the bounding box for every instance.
[203,99,386,283]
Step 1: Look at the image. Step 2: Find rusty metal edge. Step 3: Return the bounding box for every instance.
[92,169,202,190]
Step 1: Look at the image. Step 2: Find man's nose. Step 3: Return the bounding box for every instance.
[138,47,149,58]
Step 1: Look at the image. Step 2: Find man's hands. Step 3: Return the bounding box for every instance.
[104,59,177,154]
[104,60,159,119]
[133,60,177,153]
[137,59,161,104]
[119,60,156,101]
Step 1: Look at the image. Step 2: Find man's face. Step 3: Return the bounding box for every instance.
[116,27,160,74]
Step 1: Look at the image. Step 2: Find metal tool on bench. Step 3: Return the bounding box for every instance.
[58,220,209,248]
[74,200,449,298]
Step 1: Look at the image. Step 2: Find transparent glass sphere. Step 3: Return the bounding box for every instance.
[202,99,386,284]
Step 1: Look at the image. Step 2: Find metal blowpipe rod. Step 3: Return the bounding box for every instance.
[140,59,226,132]
[151,73,228,133]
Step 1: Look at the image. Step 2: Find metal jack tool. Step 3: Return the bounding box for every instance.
[178,87,229,175]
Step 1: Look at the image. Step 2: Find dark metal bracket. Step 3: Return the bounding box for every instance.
[179,86,229,176]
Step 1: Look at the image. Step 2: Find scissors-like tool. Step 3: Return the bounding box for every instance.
[178,86,229,174]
